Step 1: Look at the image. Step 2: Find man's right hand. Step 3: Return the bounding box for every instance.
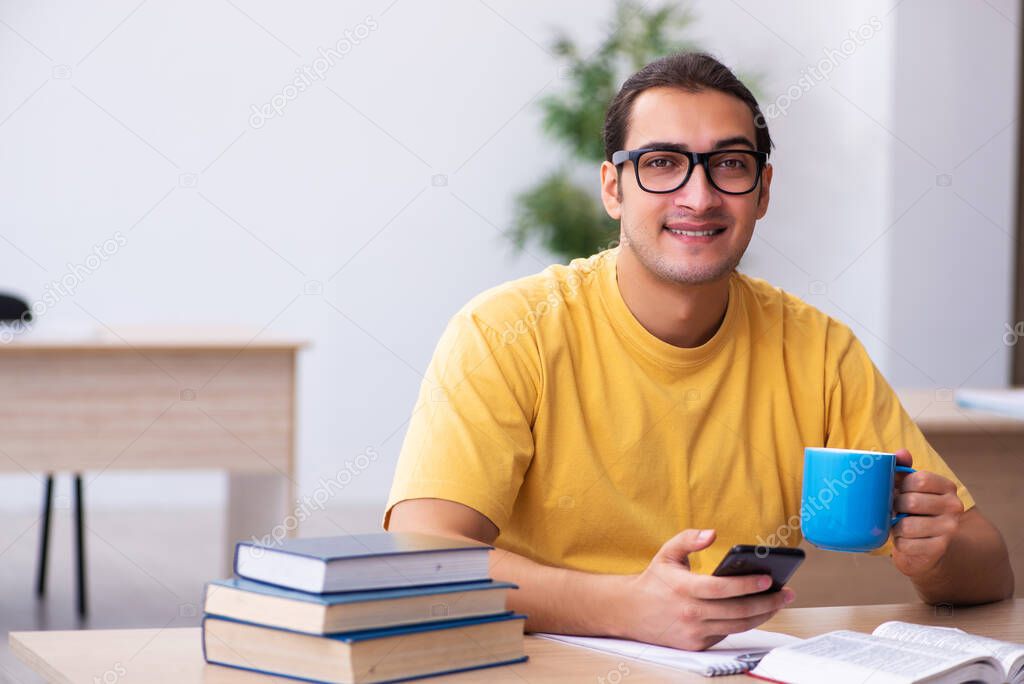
[614,529,795,651]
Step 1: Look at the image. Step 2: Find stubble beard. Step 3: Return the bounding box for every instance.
[620,219,743,286]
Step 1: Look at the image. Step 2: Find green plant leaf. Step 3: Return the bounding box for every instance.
[511,0,763,263]
[511,172,619,259]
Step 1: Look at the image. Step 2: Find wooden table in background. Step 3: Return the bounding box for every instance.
[901,388,1024,571]
[902,387,1024,581]
[0,332,306,573]
[10,600,1023,683]
[788,390,1024,607]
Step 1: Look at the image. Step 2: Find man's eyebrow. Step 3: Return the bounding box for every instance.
[637,136,757,151]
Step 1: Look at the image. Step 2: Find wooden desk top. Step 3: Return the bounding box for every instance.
[897,388,1024,434]
[0,328,308,352]
[11,600,1023,684]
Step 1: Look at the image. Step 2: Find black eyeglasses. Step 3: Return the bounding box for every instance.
[612,148,768,195]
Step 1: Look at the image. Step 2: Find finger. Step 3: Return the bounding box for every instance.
[895,492,964,516]
[696,588,794,621]
[894,514,958,539]
[898,471,958,495]
[686,634,729,652]
[688,573,774,600]
[656,529,716,566]
[894,449,914,486]
[701,609,780,637]
[894,535,947,557]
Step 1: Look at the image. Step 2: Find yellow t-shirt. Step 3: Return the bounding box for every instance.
[383,248,975,575]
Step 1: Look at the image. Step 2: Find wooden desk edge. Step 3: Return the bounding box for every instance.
[8,632,71,684]
[0,341,311,352]
[9,601,1022,684]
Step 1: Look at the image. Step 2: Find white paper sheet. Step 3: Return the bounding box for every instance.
[534,628,800,677]
[955,388,1024,419]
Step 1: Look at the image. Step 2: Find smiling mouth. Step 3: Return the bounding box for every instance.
[665,227,726,237]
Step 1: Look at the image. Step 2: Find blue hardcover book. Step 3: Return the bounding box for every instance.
[204,577,517,634]
[234,532,494,594]
[202,612,528,684]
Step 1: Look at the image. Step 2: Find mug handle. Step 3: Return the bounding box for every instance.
[890,465,916,526]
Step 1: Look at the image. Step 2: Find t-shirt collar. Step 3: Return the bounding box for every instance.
[596,247,740,368]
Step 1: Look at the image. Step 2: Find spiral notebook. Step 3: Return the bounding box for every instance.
[536,628,799,677]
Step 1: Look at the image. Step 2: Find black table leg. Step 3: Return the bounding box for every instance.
[74,473,86,617]
[35,474,53,597]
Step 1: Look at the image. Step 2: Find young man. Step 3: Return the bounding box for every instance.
[384,52,1013,650]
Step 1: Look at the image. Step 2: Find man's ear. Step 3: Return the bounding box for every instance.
[600,161,622,220]
[755,163,772,220]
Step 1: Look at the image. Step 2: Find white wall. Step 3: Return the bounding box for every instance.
[887,0,1019,388]
[0,0,1017,513]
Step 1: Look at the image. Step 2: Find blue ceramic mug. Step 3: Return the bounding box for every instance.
[800,447,915,552]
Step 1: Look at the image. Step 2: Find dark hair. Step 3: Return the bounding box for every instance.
[603,51,773,162]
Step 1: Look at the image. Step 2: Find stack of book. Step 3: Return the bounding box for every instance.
[201,532,526,683]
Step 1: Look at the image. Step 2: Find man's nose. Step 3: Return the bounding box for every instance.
[673,163,723,213]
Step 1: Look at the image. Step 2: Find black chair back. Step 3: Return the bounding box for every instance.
[0,293,31,322]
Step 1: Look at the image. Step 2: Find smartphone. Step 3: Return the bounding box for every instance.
[711,545,805,594]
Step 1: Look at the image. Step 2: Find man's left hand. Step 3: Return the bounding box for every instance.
[891,448,965,578]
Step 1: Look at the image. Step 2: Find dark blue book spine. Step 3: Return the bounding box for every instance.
[203,654,529,684]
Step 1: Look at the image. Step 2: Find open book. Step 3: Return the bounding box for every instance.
[750,621,1024,684]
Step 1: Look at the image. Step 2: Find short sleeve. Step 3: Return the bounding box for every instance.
[823,321,976,557]
[382,309,540,532]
